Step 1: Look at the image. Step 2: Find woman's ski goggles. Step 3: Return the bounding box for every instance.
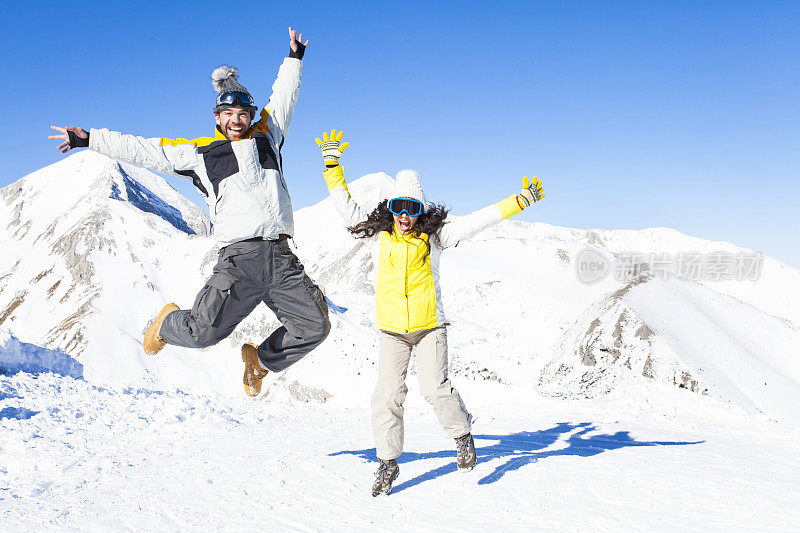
[216,91,255,107]
[388,198,424,217]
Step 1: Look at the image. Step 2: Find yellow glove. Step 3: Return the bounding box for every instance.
[518,176,545,208]
[315,129,350,167]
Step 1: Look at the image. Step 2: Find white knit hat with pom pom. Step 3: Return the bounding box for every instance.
[391,169,426,206]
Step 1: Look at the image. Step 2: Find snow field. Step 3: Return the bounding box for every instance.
[2,372,799,531]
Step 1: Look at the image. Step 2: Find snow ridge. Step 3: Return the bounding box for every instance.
[109,164,195,235]
[0,329,83,379]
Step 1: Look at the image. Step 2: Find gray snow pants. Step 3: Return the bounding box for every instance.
[372,326,472,460]
[160,236,330,372]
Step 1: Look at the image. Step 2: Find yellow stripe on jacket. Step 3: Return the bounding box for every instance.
[376,231,439,334]
[158,108,272,147]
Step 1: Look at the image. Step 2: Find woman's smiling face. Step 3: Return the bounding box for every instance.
[393,212,418,234]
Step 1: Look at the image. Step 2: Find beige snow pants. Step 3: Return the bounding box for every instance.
[372,326,472,460]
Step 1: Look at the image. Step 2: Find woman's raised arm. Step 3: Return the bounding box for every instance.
[438,176,545,248]
[316,129,370,228]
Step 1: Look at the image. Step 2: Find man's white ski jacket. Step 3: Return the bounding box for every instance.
[88,57,302,246]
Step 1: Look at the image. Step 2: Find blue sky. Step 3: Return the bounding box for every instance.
[2,1,798,267]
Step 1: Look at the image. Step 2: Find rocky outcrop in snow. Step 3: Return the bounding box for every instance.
[540,276,708,398]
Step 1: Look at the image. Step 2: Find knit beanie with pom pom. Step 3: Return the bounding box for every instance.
[211,65,257,118]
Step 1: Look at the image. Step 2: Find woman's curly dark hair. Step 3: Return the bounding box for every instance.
[348,200,449,258]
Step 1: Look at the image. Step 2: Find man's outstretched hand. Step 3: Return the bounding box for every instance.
[289,26,309,53]
[48,126,88,154]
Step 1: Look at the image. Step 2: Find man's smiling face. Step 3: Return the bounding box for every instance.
[215,107,252,141]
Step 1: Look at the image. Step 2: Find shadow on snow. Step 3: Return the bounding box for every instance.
[330,422,704,493]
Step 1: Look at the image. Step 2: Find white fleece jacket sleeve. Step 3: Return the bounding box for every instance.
[264,58,302,147]
[89,128,198,177]
[437,191,526,248]
[438,203,506,249]
[324,166,370,229]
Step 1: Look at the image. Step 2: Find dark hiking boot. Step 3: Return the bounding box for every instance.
[455,433,477,471]
[143,303,179,355]
[242,343,269,397]
[371,459,399,496]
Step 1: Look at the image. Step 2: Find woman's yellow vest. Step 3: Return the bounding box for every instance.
[376,231,438,333]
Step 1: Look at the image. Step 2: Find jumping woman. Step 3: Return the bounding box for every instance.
[315,130,545,496]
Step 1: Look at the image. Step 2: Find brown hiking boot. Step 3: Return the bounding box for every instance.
[142,303,179,355]
[371,459,400,496]
[456,433,477,470]
[242,343,269,397]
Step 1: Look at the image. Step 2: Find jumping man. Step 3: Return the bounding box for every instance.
[49,28,329,397]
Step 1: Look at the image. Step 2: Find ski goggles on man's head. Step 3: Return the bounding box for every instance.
[388,198,424,217]
[216,91,255,107]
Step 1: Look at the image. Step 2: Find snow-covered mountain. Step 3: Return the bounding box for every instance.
[3,153,800,530]
[539,275,800,424]
[2,152,799,425]
[1,152,222,390]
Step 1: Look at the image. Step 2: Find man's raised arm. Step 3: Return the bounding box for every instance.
[258,27,309,145]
